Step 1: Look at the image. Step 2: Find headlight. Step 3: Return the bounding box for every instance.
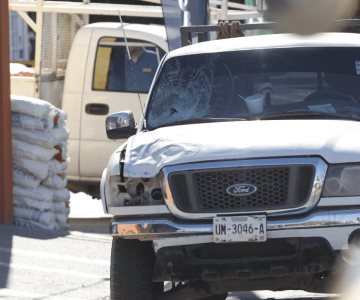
[323,165,360,197]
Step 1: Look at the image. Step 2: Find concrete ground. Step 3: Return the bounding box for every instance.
[0,194,335,300]
[0,225,111,300]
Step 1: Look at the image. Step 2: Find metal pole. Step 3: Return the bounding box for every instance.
[34,0,44,98]
[0,0,13,224]
[221,0,228,20]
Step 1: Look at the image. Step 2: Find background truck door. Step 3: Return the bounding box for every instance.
[79,31,166,180]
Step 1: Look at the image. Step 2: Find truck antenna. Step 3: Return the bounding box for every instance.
[118,11,145,117]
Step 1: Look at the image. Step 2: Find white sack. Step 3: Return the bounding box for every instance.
[13,167,41,189]
[10,63,35,76]
[53,142,68,162]
[14,206,55,226]
[14,195,53,211]
[13,184,53,202]
[48,159,68,175]
[50,127,69,142]
[13,127,58,149]
[12,112,47,131]
[53,188,70,202]
[54,221,69,231]
[42,174,67,189]
[13,139,58,162]
[53,201,66,211]
[13,156,49,180]
[49,107,67,128]
[11,96,52,119]
[14,218,56,230]
[55,210,70,224]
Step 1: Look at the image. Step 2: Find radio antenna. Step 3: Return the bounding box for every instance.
[118,11,144,117]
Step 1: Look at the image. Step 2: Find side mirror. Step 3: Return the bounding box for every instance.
[106,111,137,140]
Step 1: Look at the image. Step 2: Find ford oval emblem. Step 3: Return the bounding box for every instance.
[226,183,257,197]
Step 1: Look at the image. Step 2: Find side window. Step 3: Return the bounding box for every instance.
[93,37,165,93]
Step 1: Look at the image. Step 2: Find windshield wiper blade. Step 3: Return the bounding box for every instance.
[153,117,247,129]
[254,110,360,121]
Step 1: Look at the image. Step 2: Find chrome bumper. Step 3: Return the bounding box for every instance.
[112,209,360,240]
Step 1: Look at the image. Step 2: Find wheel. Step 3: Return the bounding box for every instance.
[110,237,159,300]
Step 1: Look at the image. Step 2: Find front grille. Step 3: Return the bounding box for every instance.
[168,164,315,213]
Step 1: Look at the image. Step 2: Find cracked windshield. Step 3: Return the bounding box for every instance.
[147,47,360,129]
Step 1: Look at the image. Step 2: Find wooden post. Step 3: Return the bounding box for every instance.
[0,1,13,224]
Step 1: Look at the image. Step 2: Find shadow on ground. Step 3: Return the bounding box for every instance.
[0,224,68,289]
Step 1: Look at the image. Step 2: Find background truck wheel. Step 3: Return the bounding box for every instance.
[110,238,158,300]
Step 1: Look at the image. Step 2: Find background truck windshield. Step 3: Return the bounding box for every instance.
[146,47,360,129]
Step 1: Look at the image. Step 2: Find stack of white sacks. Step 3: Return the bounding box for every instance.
[11,96,70,230]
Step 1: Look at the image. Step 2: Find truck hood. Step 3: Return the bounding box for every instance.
[124,120,360,178]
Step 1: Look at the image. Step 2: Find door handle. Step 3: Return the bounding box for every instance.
[85,103,109,115]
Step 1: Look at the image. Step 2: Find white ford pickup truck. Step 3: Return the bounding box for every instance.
[101,32,360,299]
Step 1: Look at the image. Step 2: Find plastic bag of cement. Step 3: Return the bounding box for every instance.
[14,195,53,211]
[53,188,70,202]
[55,209,70,224]
[14,218,56,230]
[12,112,47,131]
[53,201,66,211]
[13,167,42,189]
[14,206,55,227]
[13,184,53,202]
[53,142,68,162]
[49,107,67,128]
[12,127,58,149]
[42,174,67,189]
[48,159,68,176]
[11,96,52,119]
[54,220,69,231]
[50,127,69,142]
[13,156,49,180]
[13,139,59,162]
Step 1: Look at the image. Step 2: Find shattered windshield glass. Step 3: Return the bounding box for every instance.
[146,47,360,129]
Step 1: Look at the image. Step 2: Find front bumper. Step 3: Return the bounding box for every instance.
[112,209,360,251]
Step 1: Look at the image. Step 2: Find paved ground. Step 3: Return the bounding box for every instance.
[0,194,336,299]
[0,225,111,300]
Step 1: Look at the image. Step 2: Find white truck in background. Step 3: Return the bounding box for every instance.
[62,23,168,193]
[9,1,169,195]
[11,22,168,194]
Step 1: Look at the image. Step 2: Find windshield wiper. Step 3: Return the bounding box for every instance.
[152,117,247,129]
[254,110,360,121]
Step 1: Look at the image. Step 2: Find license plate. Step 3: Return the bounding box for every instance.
[213,215,267,243]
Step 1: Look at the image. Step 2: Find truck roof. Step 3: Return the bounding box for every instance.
[83,22,167,41]
[167,32,360,59]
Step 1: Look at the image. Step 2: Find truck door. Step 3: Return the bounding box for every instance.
[79,32,165,180]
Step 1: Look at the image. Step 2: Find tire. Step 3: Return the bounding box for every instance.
[110,237,157,300]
